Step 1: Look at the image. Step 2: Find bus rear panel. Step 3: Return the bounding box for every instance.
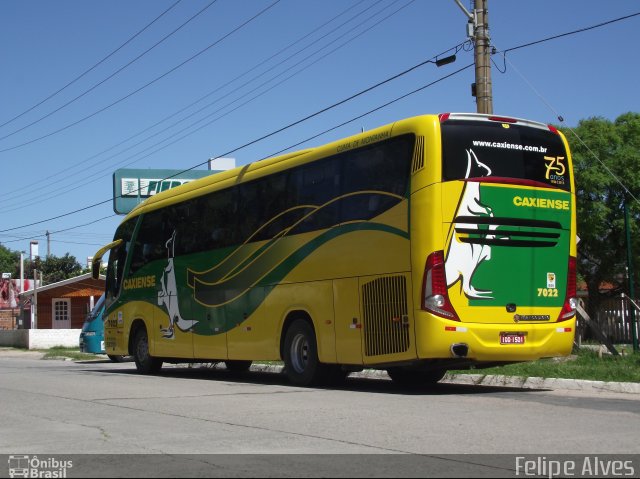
[413,113,576,365]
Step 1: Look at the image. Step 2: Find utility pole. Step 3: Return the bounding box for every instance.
[623,198,638,352]
[46,230,50,257]
[453,0,494,114]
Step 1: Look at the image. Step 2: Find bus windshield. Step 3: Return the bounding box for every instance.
[441,119,570,191]
[88,294,105,321]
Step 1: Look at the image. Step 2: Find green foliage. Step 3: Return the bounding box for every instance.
[452,348,640,383]
[567,112,640,314]
[39,254,84,283]
[0,245,20,278]
[19,253,84,284]
[41,347,98,361]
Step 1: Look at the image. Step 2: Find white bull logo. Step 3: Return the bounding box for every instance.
[158,230,198,339]
[445,149,497,300]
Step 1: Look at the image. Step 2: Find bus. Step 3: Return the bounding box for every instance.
[79,293,106,354]
[79,293,127,362]
[92,113,577,386]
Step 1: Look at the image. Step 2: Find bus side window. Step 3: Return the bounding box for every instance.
[105,243,126,304]
[173,201,200,256]
[288,156,340,234]
[198,187,239,250]
[240,172,290,242]
[129,211,174,275]
[105,220,135,307]
[340,135,414,223]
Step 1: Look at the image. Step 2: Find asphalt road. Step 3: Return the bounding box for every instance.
[0,350,638,477]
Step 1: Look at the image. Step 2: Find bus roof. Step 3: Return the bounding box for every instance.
[122,112,559,222]
[123,114,438,221]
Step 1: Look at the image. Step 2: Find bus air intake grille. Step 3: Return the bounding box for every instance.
[411,136,425,173]
[361,275,410,357]
[453,216,562,248]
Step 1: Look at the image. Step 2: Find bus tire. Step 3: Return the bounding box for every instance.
[225,360,252,373]
[283,319,327,387]
[132,327,162,375]
[386,368,446,388]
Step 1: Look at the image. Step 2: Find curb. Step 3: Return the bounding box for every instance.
[439,373,640,395]
[2,348,638,395]
[249,364,640,395]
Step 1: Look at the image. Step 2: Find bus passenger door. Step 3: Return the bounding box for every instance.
[333,278,363,365]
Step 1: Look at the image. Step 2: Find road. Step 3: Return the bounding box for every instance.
[0,350,638,477]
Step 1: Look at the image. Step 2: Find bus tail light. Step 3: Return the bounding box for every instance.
[558,256,577,322]
[422,251,459,321]
[488,115,517,123]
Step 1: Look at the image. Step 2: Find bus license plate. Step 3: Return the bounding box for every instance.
[500,333,525,345]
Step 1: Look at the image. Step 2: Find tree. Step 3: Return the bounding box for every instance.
[0,245,20,278]
[23,254,84,284]
[40,254,84,284]
[569,112,640,316]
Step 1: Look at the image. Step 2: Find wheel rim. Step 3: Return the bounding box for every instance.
[290,333,309,374]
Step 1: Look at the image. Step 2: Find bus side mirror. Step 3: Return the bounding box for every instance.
[91,239,122,280]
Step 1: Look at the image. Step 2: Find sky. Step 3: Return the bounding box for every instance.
[0,0,638,268]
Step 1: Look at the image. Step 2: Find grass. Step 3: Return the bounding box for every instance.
[40,346,101,361]
[450,347,640,383]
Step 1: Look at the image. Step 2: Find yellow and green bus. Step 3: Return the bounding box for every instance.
[92,113,577,386]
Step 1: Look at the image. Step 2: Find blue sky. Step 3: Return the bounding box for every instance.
[0,0,638,266]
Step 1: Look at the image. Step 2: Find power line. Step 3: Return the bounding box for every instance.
[498,50,640,209]
[501,11,640,54]
[2,10,637,233]
[0,0,374,202]
[0,52,472,235]
[262,63,474,159]
[0,215,117,245]
[0,1,218,143]
[0,0,282,154]
[0,0,182,130]
[0,0,412,211]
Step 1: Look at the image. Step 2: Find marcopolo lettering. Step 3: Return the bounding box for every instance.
[513,196,569,210]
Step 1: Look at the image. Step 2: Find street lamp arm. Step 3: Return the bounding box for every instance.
[453,0,474,21]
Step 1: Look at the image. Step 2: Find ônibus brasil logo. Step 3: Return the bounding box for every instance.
[8,455,72,478]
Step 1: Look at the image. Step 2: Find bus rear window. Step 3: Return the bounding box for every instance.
[441,120,570,191]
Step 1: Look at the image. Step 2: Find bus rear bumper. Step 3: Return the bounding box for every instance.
[415,312,576,363]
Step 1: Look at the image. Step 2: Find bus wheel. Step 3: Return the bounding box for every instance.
[386,368,446,388]
[132,327,162,374]
[283,319,327,387]
[225,360,252,373]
